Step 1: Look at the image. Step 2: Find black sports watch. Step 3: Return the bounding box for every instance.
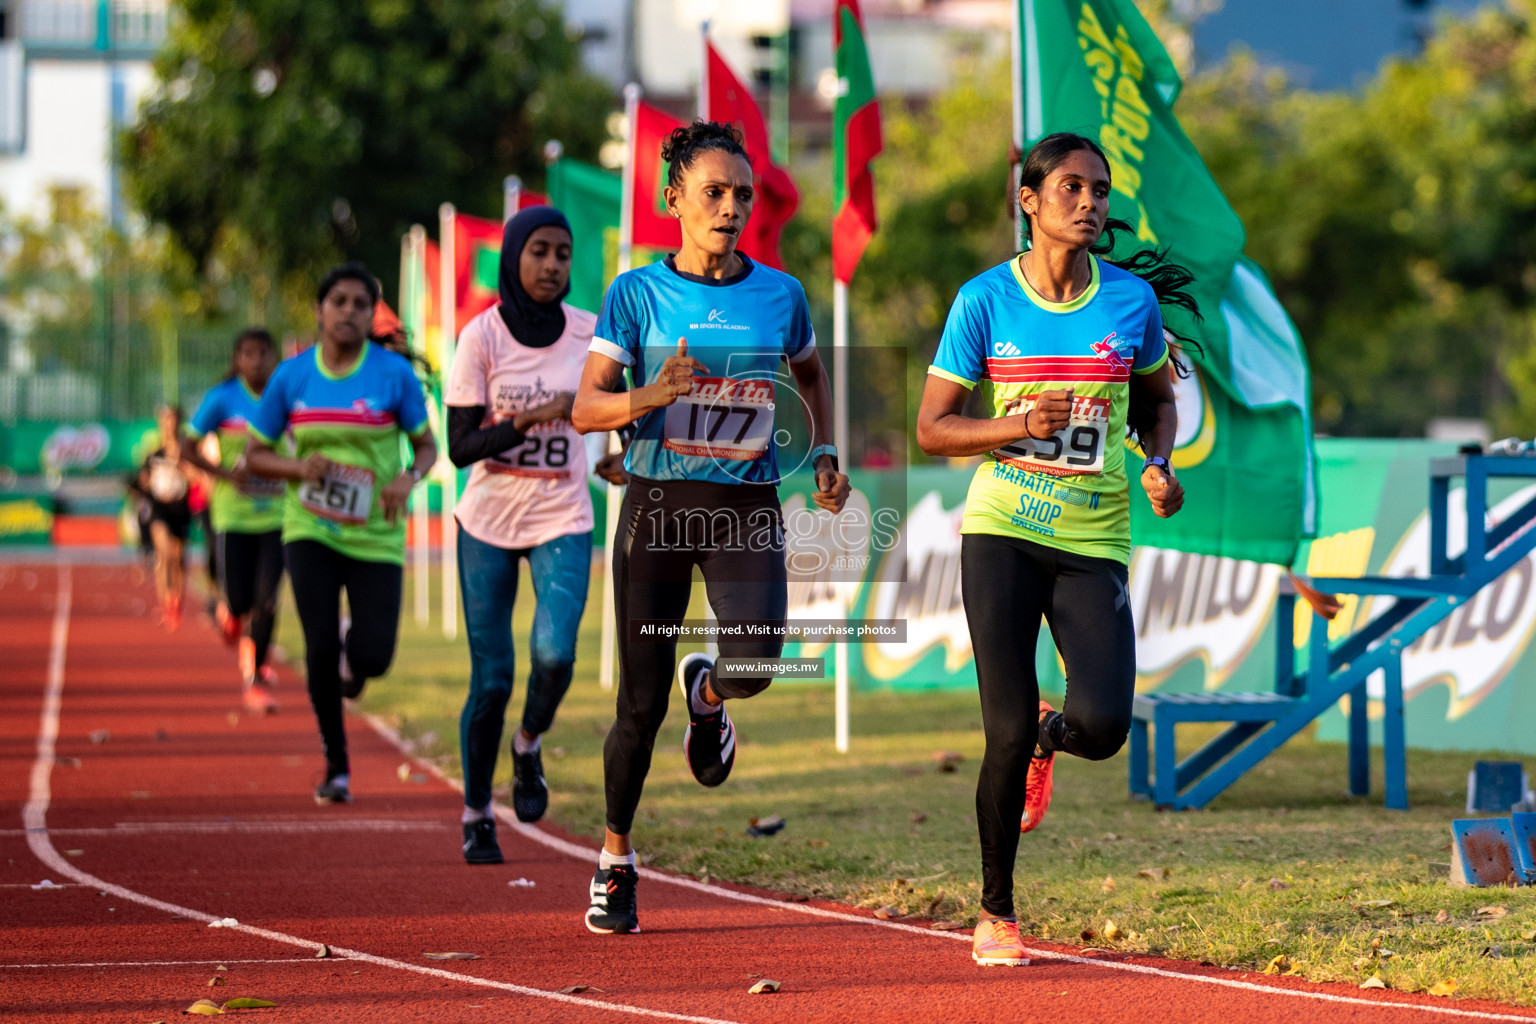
[1142,456,1172,476]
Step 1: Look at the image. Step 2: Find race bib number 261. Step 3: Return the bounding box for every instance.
[663,376,775,461]
[298,463,375,525]
[993,394,1109,476]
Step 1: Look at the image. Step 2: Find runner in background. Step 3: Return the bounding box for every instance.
[183,328,286,713]
[572,121,850,934]
[245,264,436,805]
[446,206,629,865]
[129,404,193,630]
[916,132,1194,967]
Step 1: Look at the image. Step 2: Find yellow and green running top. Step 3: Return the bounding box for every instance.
[186,376,285,535]
[928,255,1169,565]
[248,343,429,565]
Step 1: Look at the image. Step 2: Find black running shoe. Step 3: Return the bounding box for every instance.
[584,864,640,934]
[512,747,549,823]
[677,652,735,787]
[462,818,504,864]
[314,776,352,805]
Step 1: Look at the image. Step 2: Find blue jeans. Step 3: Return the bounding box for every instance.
[457,527,592,811]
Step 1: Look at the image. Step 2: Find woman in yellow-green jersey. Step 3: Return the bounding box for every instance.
[917,133,1198,968]
[184,328,285,712]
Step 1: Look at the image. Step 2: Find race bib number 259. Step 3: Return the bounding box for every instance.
[993,394,1109,476]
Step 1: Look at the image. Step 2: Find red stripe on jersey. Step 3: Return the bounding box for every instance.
[217,418,249,433]
[289,408,398,428]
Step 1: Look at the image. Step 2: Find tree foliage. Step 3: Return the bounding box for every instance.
[122,0,613,320]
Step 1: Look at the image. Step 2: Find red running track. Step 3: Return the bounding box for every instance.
[5,558,1536,1024]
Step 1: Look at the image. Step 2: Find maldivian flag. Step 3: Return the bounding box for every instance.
[832,0,881,284]
[1019,0,1316,564]
[453,213,504,332]
[630,100,684,251]
[705,40,800,270]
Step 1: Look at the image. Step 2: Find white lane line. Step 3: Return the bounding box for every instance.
[3,820,449,837]
[20,564,743,1024]
[1,959,341,969]
[367,729,1536,1022]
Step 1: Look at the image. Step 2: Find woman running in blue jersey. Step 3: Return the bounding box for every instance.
[572,121,850,935]
[917,133,1196,967]
[183,328,286,712]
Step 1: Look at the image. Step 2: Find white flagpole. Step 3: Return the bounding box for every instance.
[438,202,459,640]
[407,225,431,627]
[600,85,642,694]
[1012,0,1027,252]
[833,278,850,754]
[503,175,522,222]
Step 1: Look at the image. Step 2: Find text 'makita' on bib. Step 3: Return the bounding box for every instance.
[663,376,775,461]
[992,393,1110,476]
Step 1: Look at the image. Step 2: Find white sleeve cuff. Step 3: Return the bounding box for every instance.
[787,331,817,364]
[588,337,634,367]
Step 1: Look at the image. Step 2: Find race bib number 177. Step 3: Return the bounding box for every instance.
[663,376,775,461]
[993,394,1110,476]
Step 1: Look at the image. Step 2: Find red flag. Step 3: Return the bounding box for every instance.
[453,213,503,332]
[630,100,684,250]
[704,40,799,270]
[832,0,881,284]
[514,190,548,211]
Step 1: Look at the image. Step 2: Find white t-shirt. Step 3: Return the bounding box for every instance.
[447,304,596,550]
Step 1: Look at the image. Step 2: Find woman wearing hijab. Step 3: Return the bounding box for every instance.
[446,205,627,864]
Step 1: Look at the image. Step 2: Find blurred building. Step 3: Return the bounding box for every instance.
[0,0,164,224]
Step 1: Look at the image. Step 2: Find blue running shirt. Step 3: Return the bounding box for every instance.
[591,258,816,485]
[928,255,1168,564]
[186,376,285,534]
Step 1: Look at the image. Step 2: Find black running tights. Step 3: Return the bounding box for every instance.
[284,540,403,778]
[961,532,1136,917]
[603,478,787,836]
[219,529,284,668]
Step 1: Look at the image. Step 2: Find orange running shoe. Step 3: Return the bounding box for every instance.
[972,918,1028,967]
[238,636,257,686]
[1020,700,1055,834]
[243,681,278,714]
[217,602,240,645]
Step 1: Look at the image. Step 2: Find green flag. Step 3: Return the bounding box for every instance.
[1020,0,1316,564]
[547,157,621,314]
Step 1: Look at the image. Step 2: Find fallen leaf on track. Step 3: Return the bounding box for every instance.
[873,906,901,920]
[1101,876,1117,893]
[1080,928,1097,941]
[30,879,63,890]
[1476,906,1509,919]
[207,918,238,928]
[89,729,110,744]
[221,998,276,1009]
[556,986,604,995]
[930,920,966,931]
[1359,976,1386,990]
[932,751,963,773]
[207,977,224,987]
[1435,910,1450,923]
[747,979,780,994]
[423,952,478,960]
[1139,867,1170,881]
[396,762,413,782]
[1520,929,1536,942]
[1104,920,1123,942]
[183,999,221,1015]
[1264,955,1292,975]
[1427,979,1459,997]
[507,878,536,888]
[910,812,928,824]
[64,850,83,857]
[314,945,330,959]
[1268,878,1292,891]
[806,839,829,848]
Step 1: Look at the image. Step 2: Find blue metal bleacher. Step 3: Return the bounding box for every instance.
[1129,454,1536,810]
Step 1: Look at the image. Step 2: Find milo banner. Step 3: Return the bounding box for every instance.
[1,419,159,476]
[0,492,55,544]
[787,439,1536,755]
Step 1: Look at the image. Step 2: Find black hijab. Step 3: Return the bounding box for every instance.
[498,205,572,348]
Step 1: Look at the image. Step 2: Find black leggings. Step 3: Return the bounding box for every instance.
[604,477,787,835]
[961,532,1136,918]
[284,539,403,778]
[219,530,284,669]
